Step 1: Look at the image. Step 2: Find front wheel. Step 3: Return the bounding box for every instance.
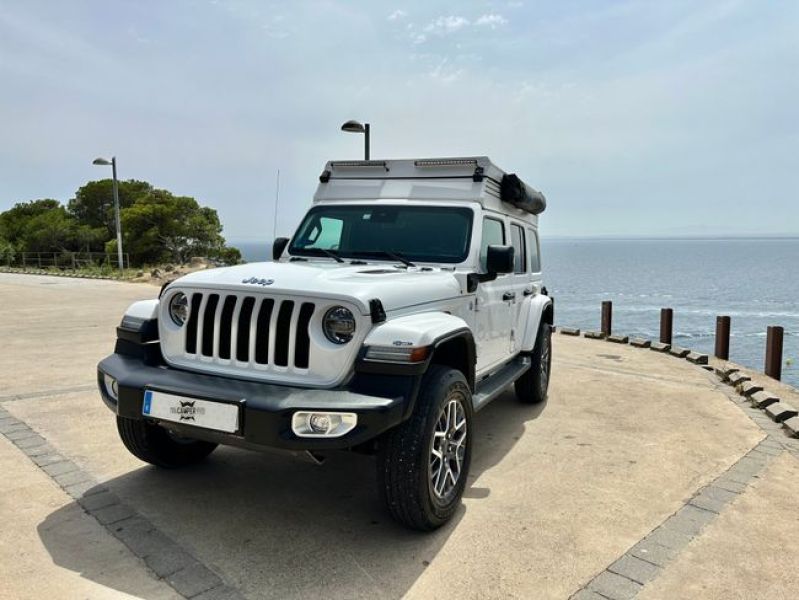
[116,417,217,468]
[515,322,552,404]
[377,365,473,531]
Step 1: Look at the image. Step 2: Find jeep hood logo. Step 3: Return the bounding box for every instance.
[242,277,274,286]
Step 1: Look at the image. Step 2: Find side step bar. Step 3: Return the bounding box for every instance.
[472,355,531,412]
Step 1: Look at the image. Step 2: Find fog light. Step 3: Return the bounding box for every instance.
[309,414,331,433]
[104,374,118,401]
[292,411,357,438]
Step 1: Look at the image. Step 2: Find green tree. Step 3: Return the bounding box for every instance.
[114,190,240,265]
[2,182,241,267]
[0,199,60,244]
[21,207,80,252]
[0,199,80,252]
[0,234,14,264]
[68,179,152,243]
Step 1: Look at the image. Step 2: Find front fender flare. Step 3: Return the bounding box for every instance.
[362,312,471,349]
[360,311,476,398]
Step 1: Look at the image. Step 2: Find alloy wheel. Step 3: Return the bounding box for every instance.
[429,395,468,502]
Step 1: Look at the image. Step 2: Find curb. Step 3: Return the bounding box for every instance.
[0,268,127,282]
[559,325,799,440]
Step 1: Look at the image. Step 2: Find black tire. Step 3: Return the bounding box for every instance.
[116,416,217,468]
[515,322,552,404]
[377,365,473,531]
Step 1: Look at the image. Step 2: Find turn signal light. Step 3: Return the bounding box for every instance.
[364,345,430,363]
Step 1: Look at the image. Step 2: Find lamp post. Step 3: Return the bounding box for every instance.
[340,120,370,159]
[92,156,124,270]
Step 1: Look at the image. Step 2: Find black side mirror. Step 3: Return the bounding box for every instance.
[486,245,514,274]
[272,237,289,261]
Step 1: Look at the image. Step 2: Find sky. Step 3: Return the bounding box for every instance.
[1,0,797,242]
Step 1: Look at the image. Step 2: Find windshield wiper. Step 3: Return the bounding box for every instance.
[353,249,416,267]
[384,250,416,268]
[304,248,345,263]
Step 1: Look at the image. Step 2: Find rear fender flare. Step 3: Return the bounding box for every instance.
[520,295,553,352]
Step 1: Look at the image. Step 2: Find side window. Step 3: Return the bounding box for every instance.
[528,228,541,273]
[510,224,526,273]
[479,217,505,271]
[301,216,343,249]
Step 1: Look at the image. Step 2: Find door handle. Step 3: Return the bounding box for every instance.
[502,292,516,301]
[523,287,535,297]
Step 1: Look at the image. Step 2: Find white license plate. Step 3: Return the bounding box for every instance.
[142,390,240,433]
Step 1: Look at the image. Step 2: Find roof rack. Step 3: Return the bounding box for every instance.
[316,156,546,215]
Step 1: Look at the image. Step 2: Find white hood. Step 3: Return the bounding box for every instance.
[173,261,464,313]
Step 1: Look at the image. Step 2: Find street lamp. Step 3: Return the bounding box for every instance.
[340,120,370,159]
[92,156,124,270]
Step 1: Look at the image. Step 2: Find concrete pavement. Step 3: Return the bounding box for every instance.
[1,272,798,599]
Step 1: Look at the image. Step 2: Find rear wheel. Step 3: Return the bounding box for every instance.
[377,365,473,531]
[515,322,552,404]
[116,416,217,468]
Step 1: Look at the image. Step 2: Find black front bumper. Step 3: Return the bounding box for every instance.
[98,353,416,451]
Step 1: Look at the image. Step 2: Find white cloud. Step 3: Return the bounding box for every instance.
[388,10,407,21]
[424,15,469,35]
[475,14,508,29]
[429,58,464,84]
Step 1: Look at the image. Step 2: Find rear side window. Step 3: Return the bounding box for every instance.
[480,217,505,271]
[510,224,526,273]
[528,228,541,272]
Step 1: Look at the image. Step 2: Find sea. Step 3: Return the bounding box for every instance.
[234,238,799,387]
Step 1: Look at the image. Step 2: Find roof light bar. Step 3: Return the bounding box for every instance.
[414,159,478,168]
[330,160,388,170]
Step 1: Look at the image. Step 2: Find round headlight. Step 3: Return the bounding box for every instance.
[168,292,189,326]
[323,306,356,344]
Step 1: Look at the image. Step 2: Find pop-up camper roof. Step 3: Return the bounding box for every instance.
[314,156,546,215]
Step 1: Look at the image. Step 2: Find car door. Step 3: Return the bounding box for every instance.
[475,216,513,373]
[516,226,545,351]
[507,222,532,355]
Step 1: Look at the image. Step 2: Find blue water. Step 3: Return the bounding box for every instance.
[234,238,799,386]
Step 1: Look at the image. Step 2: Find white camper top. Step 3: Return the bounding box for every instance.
[312,157,546,221]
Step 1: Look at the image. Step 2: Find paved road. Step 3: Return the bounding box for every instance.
[1,273,798,599]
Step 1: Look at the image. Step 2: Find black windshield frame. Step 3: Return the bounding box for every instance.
[288,204,475,264]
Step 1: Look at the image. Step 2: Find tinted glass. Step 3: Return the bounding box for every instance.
[302,216,343,249]
[289,205,473,263]
[480,217,505,270]
[528,228,541,272]
[510,224,526,273]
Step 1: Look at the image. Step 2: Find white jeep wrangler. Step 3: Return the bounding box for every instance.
[98,157,553,530]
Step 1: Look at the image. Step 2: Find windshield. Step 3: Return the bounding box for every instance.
[288,205,474,264]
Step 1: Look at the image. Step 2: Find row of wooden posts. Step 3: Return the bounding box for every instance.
[598,301,786,381]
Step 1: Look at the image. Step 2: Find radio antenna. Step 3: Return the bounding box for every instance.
[272,169,280,241]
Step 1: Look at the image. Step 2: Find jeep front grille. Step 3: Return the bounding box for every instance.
[184,293,315,369]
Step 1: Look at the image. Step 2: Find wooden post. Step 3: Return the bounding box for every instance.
[601,301,612,337]
[765,326,783,380]
[715,316,731,360]
[660,308,673,345]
